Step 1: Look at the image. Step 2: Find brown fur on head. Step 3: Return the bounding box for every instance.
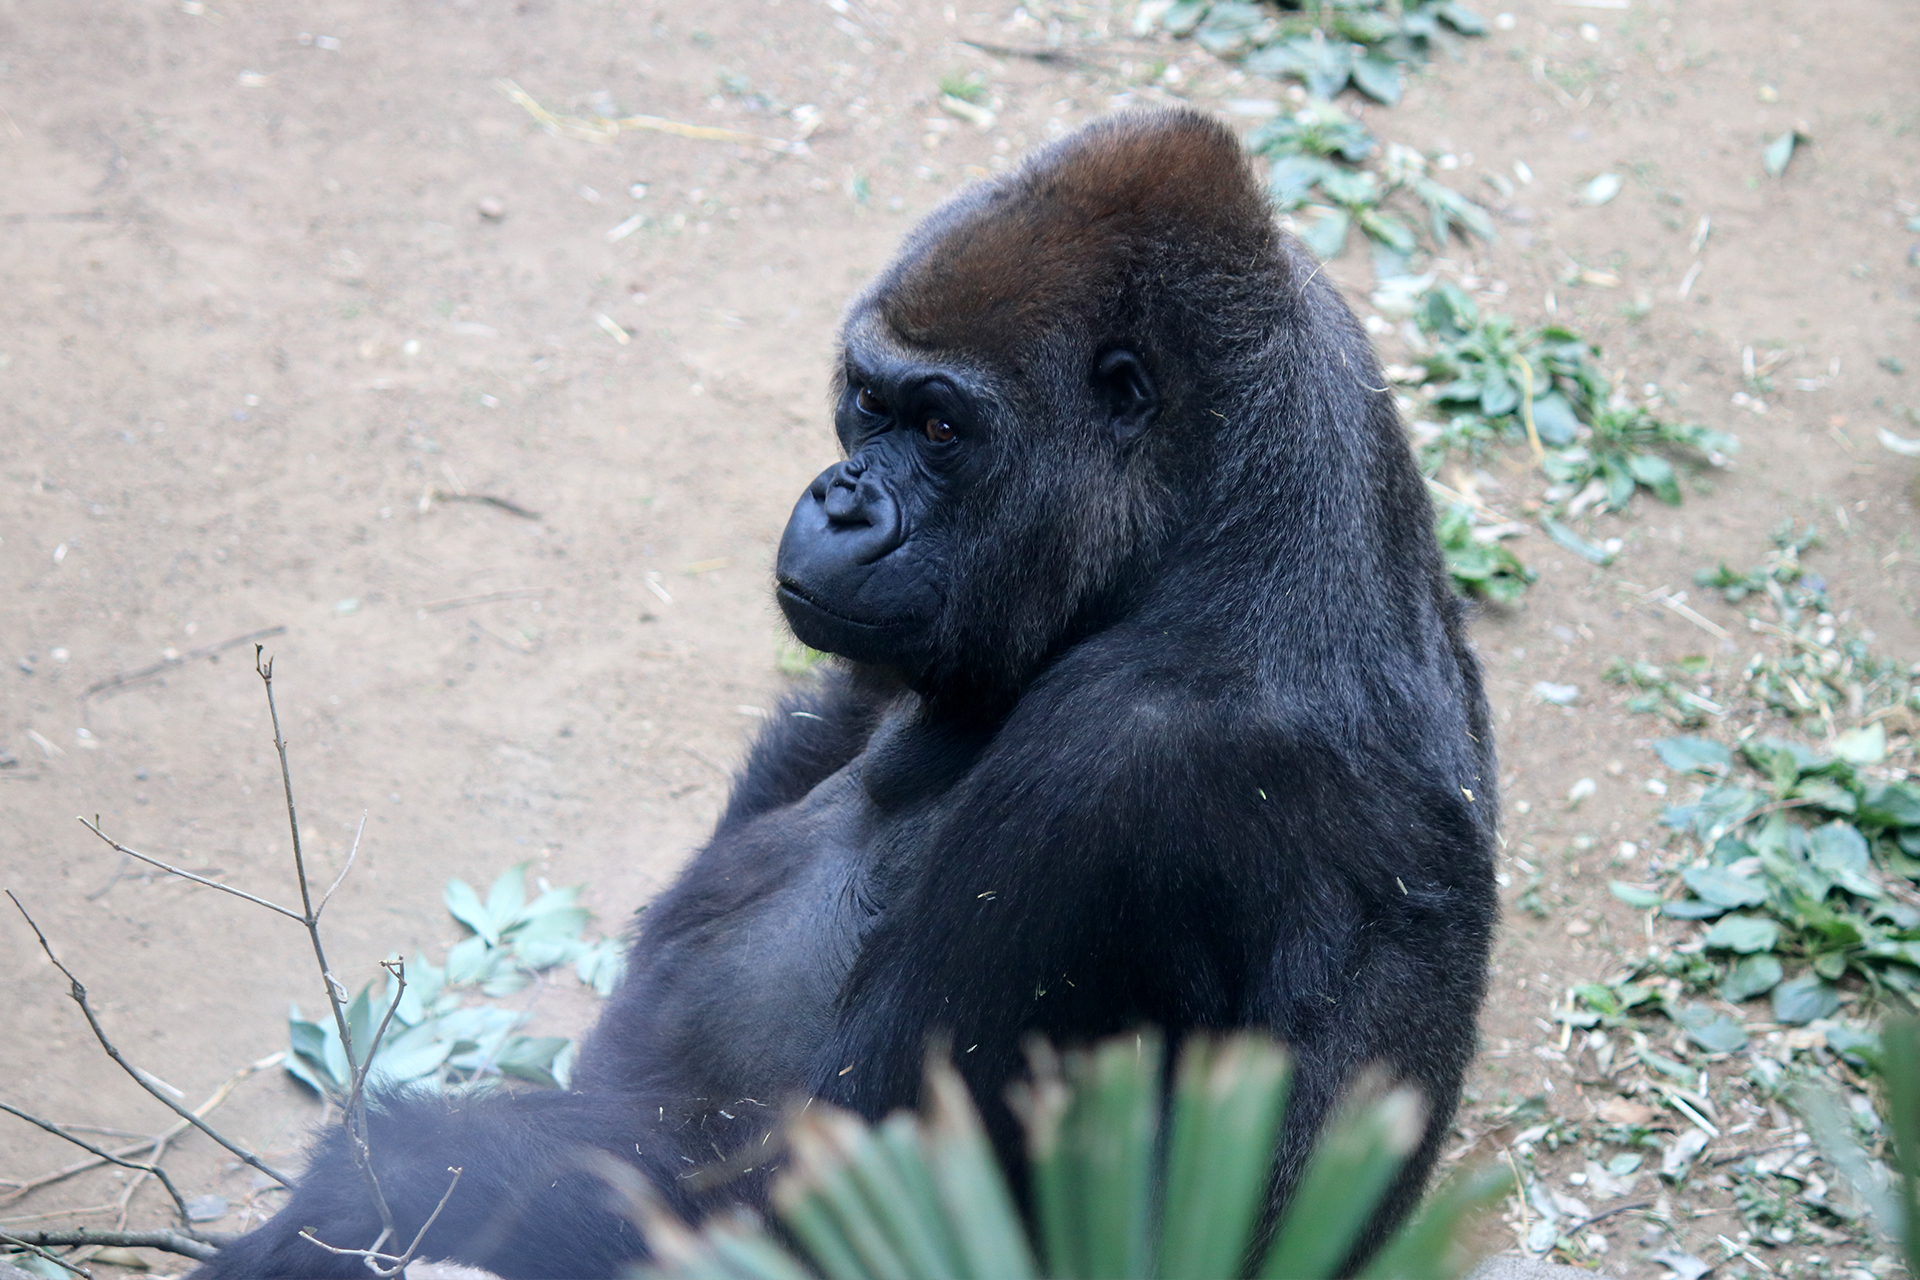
[880,108,1277,354]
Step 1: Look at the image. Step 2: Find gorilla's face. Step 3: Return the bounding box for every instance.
[773,330,986,668]
[774,308,1164,698]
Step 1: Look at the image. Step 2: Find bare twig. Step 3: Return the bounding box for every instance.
[83,625,287,700]
[5,893,291,1187]
[6,1227,220,1262]
[429,489,541,519]
[500,78,805,153]
[299,1167,464,1279]
[76,817,303,921]
[0,1230,93,1276]
[319,812,368,916]
[0,1102,189,1224]
[256,649,398,1248]
[348,961,408,1107]
[1562,1198,1656,1236]
[0,1054,280,1206]
[415,588,549,613]
[958,37,1097,65]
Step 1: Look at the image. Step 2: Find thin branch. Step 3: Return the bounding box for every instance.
[83,625,288,700]
[7,1227,220,1262]
[348,961,407,1106]
[318,812,368,919]
[256,649,397,1245]
[1562,1199,1656,1236]
[5,892,291,1187]
[389,1166,464,1275]
[76,817,303,921]
[415,588,548,613]
[1,1052,280,1204]
[0,1231,93,1276]
[298,1167,463,1279]
[0,1101,190,1224]
[429,489,541,519]
[959,37,1097,64]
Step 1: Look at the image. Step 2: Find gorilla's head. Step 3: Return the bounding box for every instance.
[775,108,1281,706]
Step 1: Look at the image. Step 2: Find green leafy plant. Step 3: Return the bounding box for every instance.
[1249,106,1493,264]
[1578,727,1920,1045]
[644,1033,1507,1280]
[1152,0,1485,104]
[1435,502,1533,603]
[1403,283,1736,507]
[286,865,625,1097]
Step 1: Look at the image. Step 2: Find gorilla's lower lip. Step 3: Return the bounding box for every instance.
[775,580,908,631]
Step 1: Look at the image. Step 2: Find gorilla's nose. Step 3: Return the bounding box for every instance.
[786,460,906,573]
[819,463,870,526]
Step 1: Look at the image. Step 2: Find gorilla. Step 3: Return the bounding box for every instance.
[195,106,1496,1278]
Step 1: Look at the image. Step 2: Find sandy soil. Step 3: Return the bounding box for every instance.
[1,0,1917,1274]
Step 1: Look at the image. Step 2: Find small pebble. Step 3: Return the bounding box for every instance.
[478,197,506,220]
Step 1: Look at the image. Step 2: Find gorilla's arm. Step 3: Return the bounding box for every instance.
[717,664,899,830]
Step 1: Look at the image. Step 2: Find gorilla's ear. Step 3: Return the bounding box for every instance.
[1095,348,1159,444]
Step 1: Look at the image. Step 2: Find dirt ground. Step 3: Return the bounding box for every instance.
[2,0,1917,1275]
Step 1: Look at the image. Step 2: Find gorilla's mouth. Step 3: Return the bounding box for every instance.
[774,579,911,631]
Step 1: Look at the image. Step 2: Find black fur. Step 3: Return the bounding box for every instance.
[195,107,1496,1279]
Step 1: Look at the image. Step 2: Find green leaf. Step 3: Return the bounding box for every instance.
[1350,52,1404,105]
[1193,1,1270,56]
[1160,0,1211,35]
[494,1035,572,1086]
[1670,1002,1748,1053]
[575,938,628,996]
[1771,973,1841,1025]
[1624,451,1681,504]
[1435,1,1486,34]
[1681,865,1769,909]
[1808,821,1883,899]
[1703,913,1781,953]
[485,863,530,932]
[1261,1087,1423,1278]
[1832,722,1888,766]
[1268,155,1338,210]
[1356,209,1419,255]
[1157,1037,1292,1280]
[1298,207,1352,261]
[1527,392,1580,447]
[1763,130,1807,178]
[1540,515,1615,565]
[444,877,498,945]
[1721,954,1784,1003]
[922,1065,1039,1280]
[1653,736,1733,775]
[1358,1161,1512,1280]
[1880,1018,1920,1280]
[1663,898,1728,919]
[1789,1077,1901,1240]
[1859,780,1920,828]
[1069,1038,1158,1280]
[1609,881,1662,909]
[1743,736,1827,787]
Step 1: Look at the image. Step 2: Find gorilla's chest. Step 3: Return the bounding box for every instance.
[656,754,943,1096]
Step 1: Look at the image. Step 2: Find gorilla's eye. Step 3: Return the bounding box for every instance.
[856,386,886,415]
[923,418,956,444]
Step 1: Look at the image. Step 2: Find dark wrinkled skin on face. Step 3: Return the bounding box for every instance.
[194,108,1497,1280]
